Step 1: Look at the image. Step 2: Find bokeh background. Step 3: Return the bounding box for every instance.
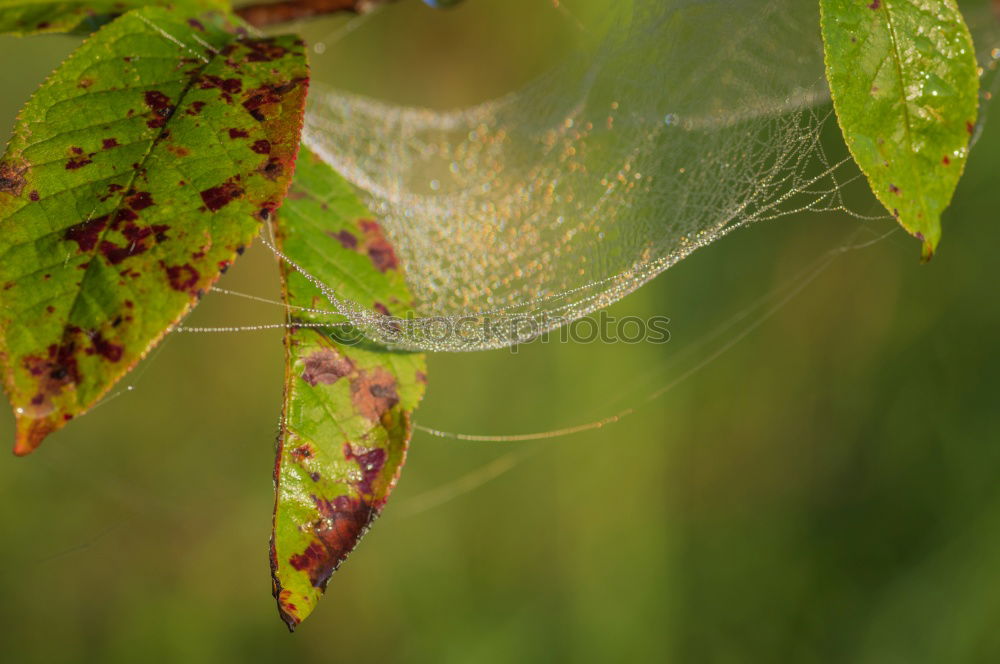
[2,1,1000,662]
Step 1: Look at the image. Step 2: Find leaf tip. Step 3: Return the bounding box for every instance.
[915,230,938,263]
[273,585,305,632]
[12,416,56,456]
[279,608,300,633]
[920,241,935,263]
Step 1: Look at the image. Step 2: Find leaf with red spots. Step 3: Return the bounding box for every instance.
[0,7,309,454]
[269,148,426,630]
[820,0,979,260]
[0,0,228,36]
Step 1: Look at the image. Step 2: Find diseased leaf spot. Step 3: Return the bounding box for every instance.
[22,333,85,416]
[144,91,172,112]
[343,443,387,496]
[301,349,354,386]
[143,90,174,129]
[359,220,400,272]
[246,39,292,63]
[330,230,357,249]
[0,162,28,196]
[102,138,119,150]
[115,208,139,224]
[242,79,304,122]
[288,495,377,590]
[65,154,93,170]
[275,589,300,629]
[200,179,244,211]
[216,77,242,94]
[163,263,200,292]
[350,368,399,421]
[99,241,135,265]
[88,332,123,362]
[251,140,272,154]
[122,224,170,244]
[256,205,275,221]
[127,191,154,210]
[65,215,110,252]
[259,157,284,181]
[228,128,250,139]
[65,189,165,265]
[200,74,243,103]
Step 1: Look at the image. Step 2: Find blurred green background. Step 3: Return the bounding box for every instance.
[3,1,1000,662]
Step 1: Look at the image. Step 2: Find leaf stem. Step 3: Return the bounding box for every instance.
[235,0,395,28]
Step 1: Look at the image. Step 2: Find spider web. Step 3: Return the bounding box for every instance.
[279,0,1000,351]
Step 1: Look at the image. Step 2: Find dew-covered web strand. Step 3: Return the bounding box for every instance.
[391,445,538,519]
[85,330,174,411]
[172,285,354,334]
[309,0,389,57]
[412,225,897,444]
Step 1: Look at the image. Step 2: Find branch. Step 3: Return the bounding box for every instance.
[236,0,395,29]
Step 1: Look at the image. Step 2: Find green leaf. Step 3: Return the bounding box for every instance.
[820,0,979,260]
[0,6,308,454]
[269,147,426,630]
[0,0,229,36]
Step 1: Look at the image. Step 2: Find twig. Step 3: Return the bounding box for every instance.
[235,0,395,28]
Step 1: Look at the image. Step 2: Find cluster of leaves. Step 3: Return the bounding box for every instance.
[0,0,985,630]
[0,0,425,629]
